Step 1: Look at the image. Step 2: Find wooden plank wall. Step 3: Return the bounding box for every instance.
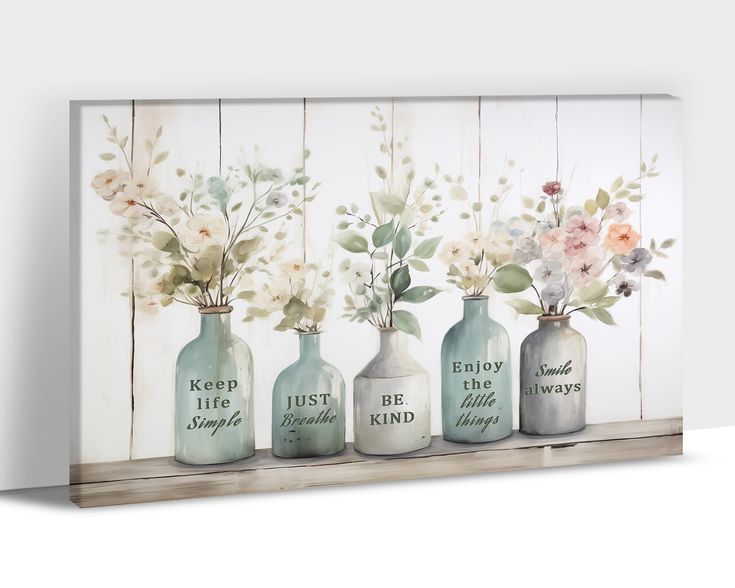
[71,95,683,464]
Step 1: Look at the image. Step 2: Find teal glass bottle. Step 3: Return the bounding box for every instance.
[175,306,255,465]
[441,296,512,443]
[272,332,345,458]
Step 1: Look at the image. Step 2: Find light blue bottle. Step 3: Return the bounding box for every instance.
[441,296,512,443]
[272,332,345,458]
[175,306,255,464]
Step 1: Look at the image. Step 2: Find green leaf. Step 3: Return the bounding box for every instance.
[389,265,411,297]
[584,199,598,215]
[394,226,411,259]
[592,307,616,325]
[372,220,395,248]
[661,238,676,249]
[577,279,608,304]
[99,153,116,161]
[397,286,441,304]
[334,230,369,253]
[628,195,643,203]
[644,269,666,281]
[578,307,597,321]
[595,296,620,308]
[152,231,179,253]
[413,236,442,259]
[522,196,535,209]
[595,188,611,209]
[408,259,430,272]
[610,175,624,192]
[507,300,543,315]
[492,264,533,293]
[373,192,406,215]
[154,151,169,165]
[392,309,421,339]
[283,296,308,317]
[374,165,388,179]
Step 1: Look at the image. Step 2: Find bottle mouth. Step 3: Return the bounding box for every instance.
[378,327,399,332]
[198,305,233,315]
[462,295,489,300]
[538,314,570,322]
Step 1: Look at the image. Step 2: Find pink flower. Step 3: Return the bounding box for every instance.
[542,181,561,196]
[565,248,604,285]
[538,227,566,258]
[564,214,600,256]
[605,201,631,223]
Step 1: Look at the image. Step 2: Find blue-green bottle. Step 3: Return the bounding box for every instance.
[272,332,345,458]
[175,306,255,465]
[441,296,512,443]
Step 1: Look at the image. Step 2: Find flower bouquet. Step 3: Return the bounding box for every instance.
[506,157,674,435]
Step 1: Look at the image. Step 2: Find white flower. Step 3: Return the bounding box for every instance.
[123,176,160,200]
[266,191,287,208]
[439,240,471,265]
[181,214,227,251]
[344,262,371,287]
[253,284,291,313]
[534,259,564,283]
[91,170,129,200]
[155,195,181,217]
[484,231,514,267]
[278,259,309,278]
[541,283,566,307]
[337,258,352,273]
[513,236,541,264]
[606,201,631,223]
[449,184,468,200]
[463,231,485,250]
[110,191,143,219]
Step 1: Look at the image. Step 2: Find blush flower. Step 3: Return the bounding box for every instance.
[564,214,601,256]
[538,227,566,258]
[542,181,561,197]
[605,223,640,255]
[565,248,604,285]
[605,201,631,223]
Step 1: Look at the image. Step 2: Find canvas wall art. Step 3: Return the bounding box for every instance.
[70,95,683,507]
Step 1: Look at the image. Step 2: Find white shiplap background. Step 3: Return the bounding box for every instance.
[72,95,682,464]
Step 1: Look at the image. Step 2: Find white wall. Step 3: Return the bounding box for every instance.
[0,0,731,489]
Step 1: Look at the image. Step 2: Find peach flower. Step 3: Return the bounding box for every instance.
[605,223,640,255]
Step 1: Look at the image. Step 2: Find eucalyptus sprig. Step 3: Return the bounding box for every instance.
[334,106,446,339]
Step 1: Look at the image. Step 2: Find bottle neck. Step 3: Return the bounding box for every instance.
[463,296,489,320]
[299,332,321,360]
[378,328,406,356]
[538,316,571,330]
[199,311,232,340]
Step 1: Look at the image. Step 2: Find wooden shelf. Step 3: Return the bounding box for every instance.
[70,417,682,507]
